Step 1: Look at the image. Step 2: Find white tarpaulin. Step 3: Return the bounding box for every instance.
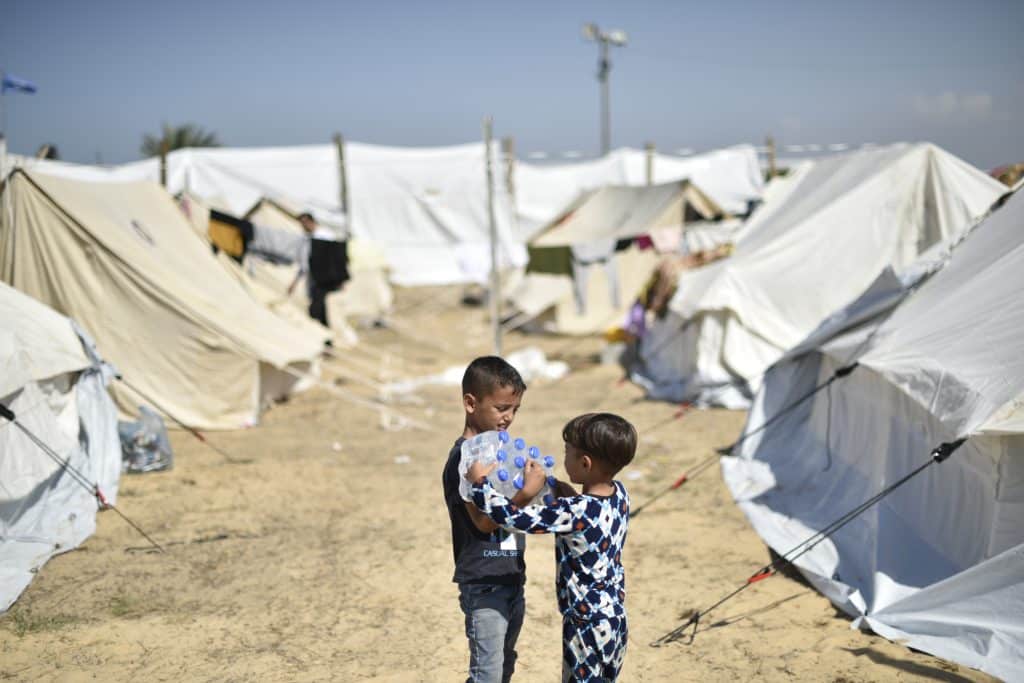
[721,188,1024,681]
[633,143,1006,408]
[158,143,525,287]
[0,282,121,613]
[514,145,763,237]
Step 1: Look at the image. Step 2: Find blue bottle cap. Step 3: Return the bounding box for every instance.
[543,494,555,506]
[496,449,507,462]
[498,430,510,443]
[514,455,526,468]
[513,474,524,490]
[514,438,525,450]
[497,468,509,482]
[547,475,557,487]
[543,456,555,468]
[528,446,540,459]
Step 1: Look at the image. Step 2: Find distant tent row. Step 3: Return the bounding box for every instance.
[2,142,766,287]
[0,281,121,612]
[722,187,1024,681]
[630,143,1007,407]
[1,170,326,430]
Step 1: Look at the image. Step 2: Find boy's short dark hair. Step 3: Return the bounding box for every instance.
[462,356,526,398]
[562,413,637,474]
[297,212,314,222]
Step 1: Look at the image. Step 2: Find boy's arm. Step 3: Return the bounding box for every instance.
[464,489,534,534]
[469,479,580,535]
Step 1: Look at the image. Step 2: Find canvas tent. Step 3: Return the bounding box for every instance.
[512,180,727,335]
[1,170,325,430]
[720,188,1024,681]
[0,281,121,613]
[631,143,1007,408]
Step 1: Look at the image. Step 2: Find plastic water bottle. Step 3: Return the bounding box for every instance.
[459,430,558,507]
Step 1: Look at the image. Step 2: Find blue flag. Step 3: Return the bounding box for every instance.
[1,74,37,94]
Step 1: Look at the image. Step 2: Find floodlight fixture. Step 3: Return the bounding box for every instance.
[607,30,628,46]
[582,23,598,41]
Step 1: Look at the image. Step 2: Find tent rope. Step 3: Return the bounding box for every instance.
[649,438,966,647]
[116,375,249,465]
[0,402,164,554]
[628,363,858,518]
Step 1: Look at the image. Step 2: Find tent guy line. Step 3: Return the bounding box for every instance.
[0,402,165,554]
[650,438,968,648]
[627,361,859,520]
[116,375,252,466]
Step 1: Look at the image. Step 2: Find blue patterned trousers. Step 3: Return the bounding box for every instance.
[561,615,627,682]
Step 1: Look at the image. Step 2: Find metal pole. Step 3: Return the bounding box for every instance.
[483,117,502,356]
[159,140,168,188]
[501,136,516,205]
[645,141,655,185]
[333,132,350,225]
[600,40,610,156]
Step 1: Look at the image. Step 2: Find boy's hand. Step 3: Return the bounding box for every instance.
[466,460,497,485]
[520,460,546,499]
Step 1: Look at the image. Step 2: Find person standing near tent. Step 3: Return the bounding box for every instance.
[288,212,349,327]
[443,357,531,683]
[466,412,636,682]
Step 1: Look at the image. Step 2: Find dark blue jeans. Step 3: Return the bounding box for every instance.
[459,583,525,683]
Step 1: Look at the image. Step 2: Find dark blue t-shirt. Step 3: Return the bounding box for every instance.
[443,437,526,585]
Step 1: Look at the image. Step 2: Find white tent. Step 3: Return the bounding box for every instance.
[632,143,1006,408]
[0,282,121,613]
[513,180,726,335]
[1,170,324,430]
[721,187,1024,681]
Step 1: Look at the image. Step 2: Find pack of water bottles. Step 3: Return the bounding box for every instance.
[458,430,557,506]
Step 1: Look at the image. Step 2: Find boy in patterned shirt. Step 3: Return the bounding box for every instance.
[466,412,637,682]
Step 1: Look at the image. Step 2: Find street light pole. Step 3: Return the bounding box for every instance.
[599,39,610,156]
[583,23,627,157]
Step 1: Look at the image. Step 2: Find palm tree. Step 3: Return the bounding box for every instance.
[141,123,220,157]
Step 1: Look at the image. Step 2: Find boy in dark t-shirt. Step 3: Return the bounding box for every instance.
[442,356,530,683]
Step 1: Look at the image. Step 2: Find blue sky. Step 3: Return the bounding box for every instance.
[2,0,1022,168]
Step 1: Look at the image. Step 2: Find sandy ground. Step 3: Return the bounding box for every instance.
[0,287,999,682]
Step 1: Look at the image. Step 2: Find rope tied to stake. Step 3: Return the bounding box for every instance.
[0,401,165,553]
[649,437,967,647]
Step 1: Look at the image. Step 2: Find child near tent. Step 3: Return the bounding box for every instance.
[465,412,636,682]
[442,356,531,682]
